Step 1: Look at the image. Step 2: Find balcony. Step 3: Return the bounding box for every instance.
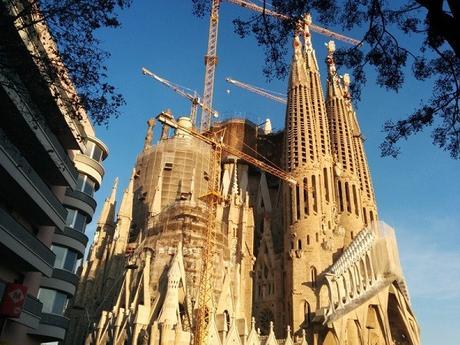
[12,294,43,330]
[41,268,79,297]
[0,84,78,189]
[0,207,55,276]
[74,153,105,187]
[0,129,67,230]
[53,227,88,258]
[28,312,70,342]
[64,189,97,221]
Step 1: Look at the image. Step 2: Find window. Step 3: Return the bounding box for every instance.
[345,182,351,213]
[312,175,318,213]
[84,141,104,162]
[352,185,359,216]
[311,266,317,288]
[303,178,309,215]
[323,168,329,202]
[51,245,78,272]
[295,185,301,220]
[304,301,311,325]
[76,174,96,197]
[338,181,344,212]
[37,288,68,315]
[65,208,87,232]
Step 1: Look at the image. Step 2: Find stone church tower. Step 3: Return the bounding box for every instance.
[66,26,420,345]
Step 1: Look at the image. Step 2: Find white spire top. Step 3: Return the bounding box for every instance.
[302,13,313,51]
[117,169,135,219]
[110,177,119,200]
[326,40,337,76]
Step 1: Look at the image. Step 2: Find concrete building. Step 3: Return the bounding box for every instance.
[0,2,108,344]
[67,27,420,345]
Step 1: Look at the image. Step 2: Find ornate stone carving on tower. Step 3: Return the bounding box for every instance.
[68,23,419,345]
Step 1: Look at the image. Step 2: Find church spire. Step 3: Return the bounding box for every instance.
[342,74,378,226]
[158,242,184,326]
[325,41,365,245]
[112,169,134,255]
[325,41,341,98]
[288,34,308,88]
[96,177,118,229]
[302,14,319,72]
[117,169,134,220]
[87,177,118,262]
[283,32,335,334]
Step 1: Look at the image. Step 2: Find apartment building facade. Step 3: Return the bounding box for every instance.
[0,1,109,344]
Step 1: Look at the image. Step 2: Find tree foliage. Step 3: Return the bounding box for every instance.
[193,0,460,159]
[1,0,131,126]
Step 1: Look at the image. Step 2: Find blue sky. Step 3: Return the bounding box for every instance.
[88,1,460,344]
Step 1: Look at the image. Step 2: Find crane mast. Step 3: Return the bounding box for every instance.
[200,0,221,131]
[198,0,360,132]
[142,67,218,120]
[227,0,361,46]
[226,77,287,104]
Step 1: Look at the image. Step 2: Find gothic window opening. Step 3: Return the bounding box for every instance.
[310,266,317,288]
[290,187,295,224]
[304,300,311,326]
[307,235,310,245]
[303,178,309,215]
[324,168,329,202]
[312,175,318,213]
[345,182,351,213]
[352,184,359,216]
[296,185,301,220]
[338,181,344,212]
[363,207,368,225]
[369,210,374,222]
[298,239,302,250]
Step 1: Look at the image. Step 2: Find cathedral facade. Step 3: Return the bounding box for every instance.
[65,29,420,345]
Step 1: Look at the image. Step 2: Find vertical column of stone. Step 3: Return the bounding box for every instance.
[325,41,364,247]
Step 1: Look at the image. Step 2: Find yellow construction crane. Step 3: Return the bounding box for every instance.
[142,67,218,123]
[199,0,361,132]
[156,111,295,345]
[227,1,361,46]
[226,77,287,104]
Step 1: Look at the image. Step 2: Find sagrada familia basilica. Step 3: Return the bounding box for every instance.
[65,24,420,345]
